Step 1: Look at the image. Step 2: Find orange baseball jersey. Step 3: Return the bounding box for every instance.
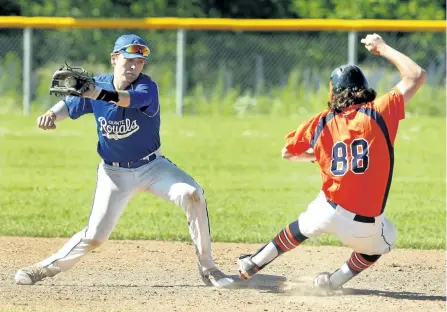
[285,88,405,217]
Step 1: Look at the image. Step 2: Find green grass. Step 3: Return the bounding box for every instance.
[0,112,445,249]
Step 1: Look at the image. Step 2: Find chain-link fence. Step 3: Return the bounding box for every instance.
[0,27,444,115]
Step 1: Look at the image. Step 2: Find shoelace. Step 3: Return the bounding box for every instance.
[242,259,259,275]
[23,267,47,284]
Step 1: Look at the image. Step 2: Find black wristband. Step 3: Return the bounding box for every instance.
[96,89,119,103]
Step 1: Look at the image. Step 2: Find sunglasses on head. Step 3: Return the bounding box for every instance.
[118,44,150,57]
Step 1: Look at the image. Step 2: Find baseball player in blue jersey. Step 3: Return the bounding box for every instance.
[14,34,233,288]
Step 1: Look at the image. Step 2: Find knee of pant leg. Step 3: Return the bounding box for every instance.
[297,196,335,238]
[383,219,397,251]
[373,218,397,255]
[298,212,324,238]
[169,183,203,207]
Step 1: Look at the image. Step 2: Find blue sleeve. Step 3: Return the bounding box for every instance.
[64,96,93,120]
[127,81,160,116]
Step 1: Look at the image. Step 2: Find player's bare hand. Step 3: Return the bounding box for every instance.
[37,111,56,130]
[361,33,386,55]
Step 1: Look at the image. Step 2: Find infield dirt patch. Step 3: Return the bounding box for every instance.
[0,237,445,312]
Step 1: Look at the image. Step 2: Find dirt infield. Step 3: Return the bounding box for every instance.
[0,237,445,312]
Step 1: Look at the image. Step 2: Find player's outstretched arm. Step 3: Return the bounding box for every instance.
[84,81,159,110]
[361,33,426,104]
[36,100,69,130]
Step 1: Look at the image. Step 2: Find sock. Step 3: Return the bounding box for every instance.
[252,220,308,267]
[330,252,381,288]
[251,242,278,267]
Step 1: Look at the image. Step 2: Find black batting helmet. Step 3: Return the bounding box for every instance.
[330,65,370,94]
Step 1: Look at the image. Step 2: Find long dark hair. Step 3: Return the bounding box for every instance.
[327,88,377,112]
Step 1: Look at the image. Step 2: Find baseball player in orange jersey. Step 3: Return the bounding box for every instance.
[237,33,427,292]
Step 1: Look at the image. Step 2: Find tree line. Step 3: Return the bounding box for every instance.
[0,0,444,93]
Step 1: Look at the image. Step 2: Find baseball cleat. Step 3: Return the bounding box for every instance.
[15,265,56,285]
[313,272,336,292]
[237,254,261,280]
[198,265,234,288]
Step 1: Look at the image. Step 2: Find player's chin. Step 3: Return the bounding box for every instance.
[122,73,137,82]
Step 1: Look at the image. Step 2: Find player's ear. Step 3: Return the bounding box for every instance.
[110,53,117,66]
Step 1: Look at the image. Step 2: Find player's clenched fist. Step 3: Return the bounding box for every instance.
[37,111,56,130]
[361,33,386,55]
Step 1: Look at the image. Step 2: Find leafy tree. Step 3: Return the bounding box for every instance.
[12,0,446,94]
[202,0,297,18]
[0,0,20,15]
[291,0,445,20]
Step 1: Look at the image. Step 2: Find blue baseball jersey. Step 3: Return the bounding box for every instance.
[64,73,161,163]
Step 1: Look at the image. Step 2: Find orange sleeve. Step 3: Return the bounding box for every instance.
[284,114,322,156]
[374,87,405,121]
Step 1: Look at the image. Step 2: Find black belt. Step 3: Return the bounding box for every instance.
[104,153,157,169]
[326,199,376,224]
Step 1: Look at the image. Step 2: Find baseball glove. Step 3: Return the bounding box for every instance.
[49,63,95,97]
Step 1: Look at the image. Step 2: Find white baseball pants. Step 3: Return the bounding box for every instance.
[298,191,397,255]
[39,152,215,273]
